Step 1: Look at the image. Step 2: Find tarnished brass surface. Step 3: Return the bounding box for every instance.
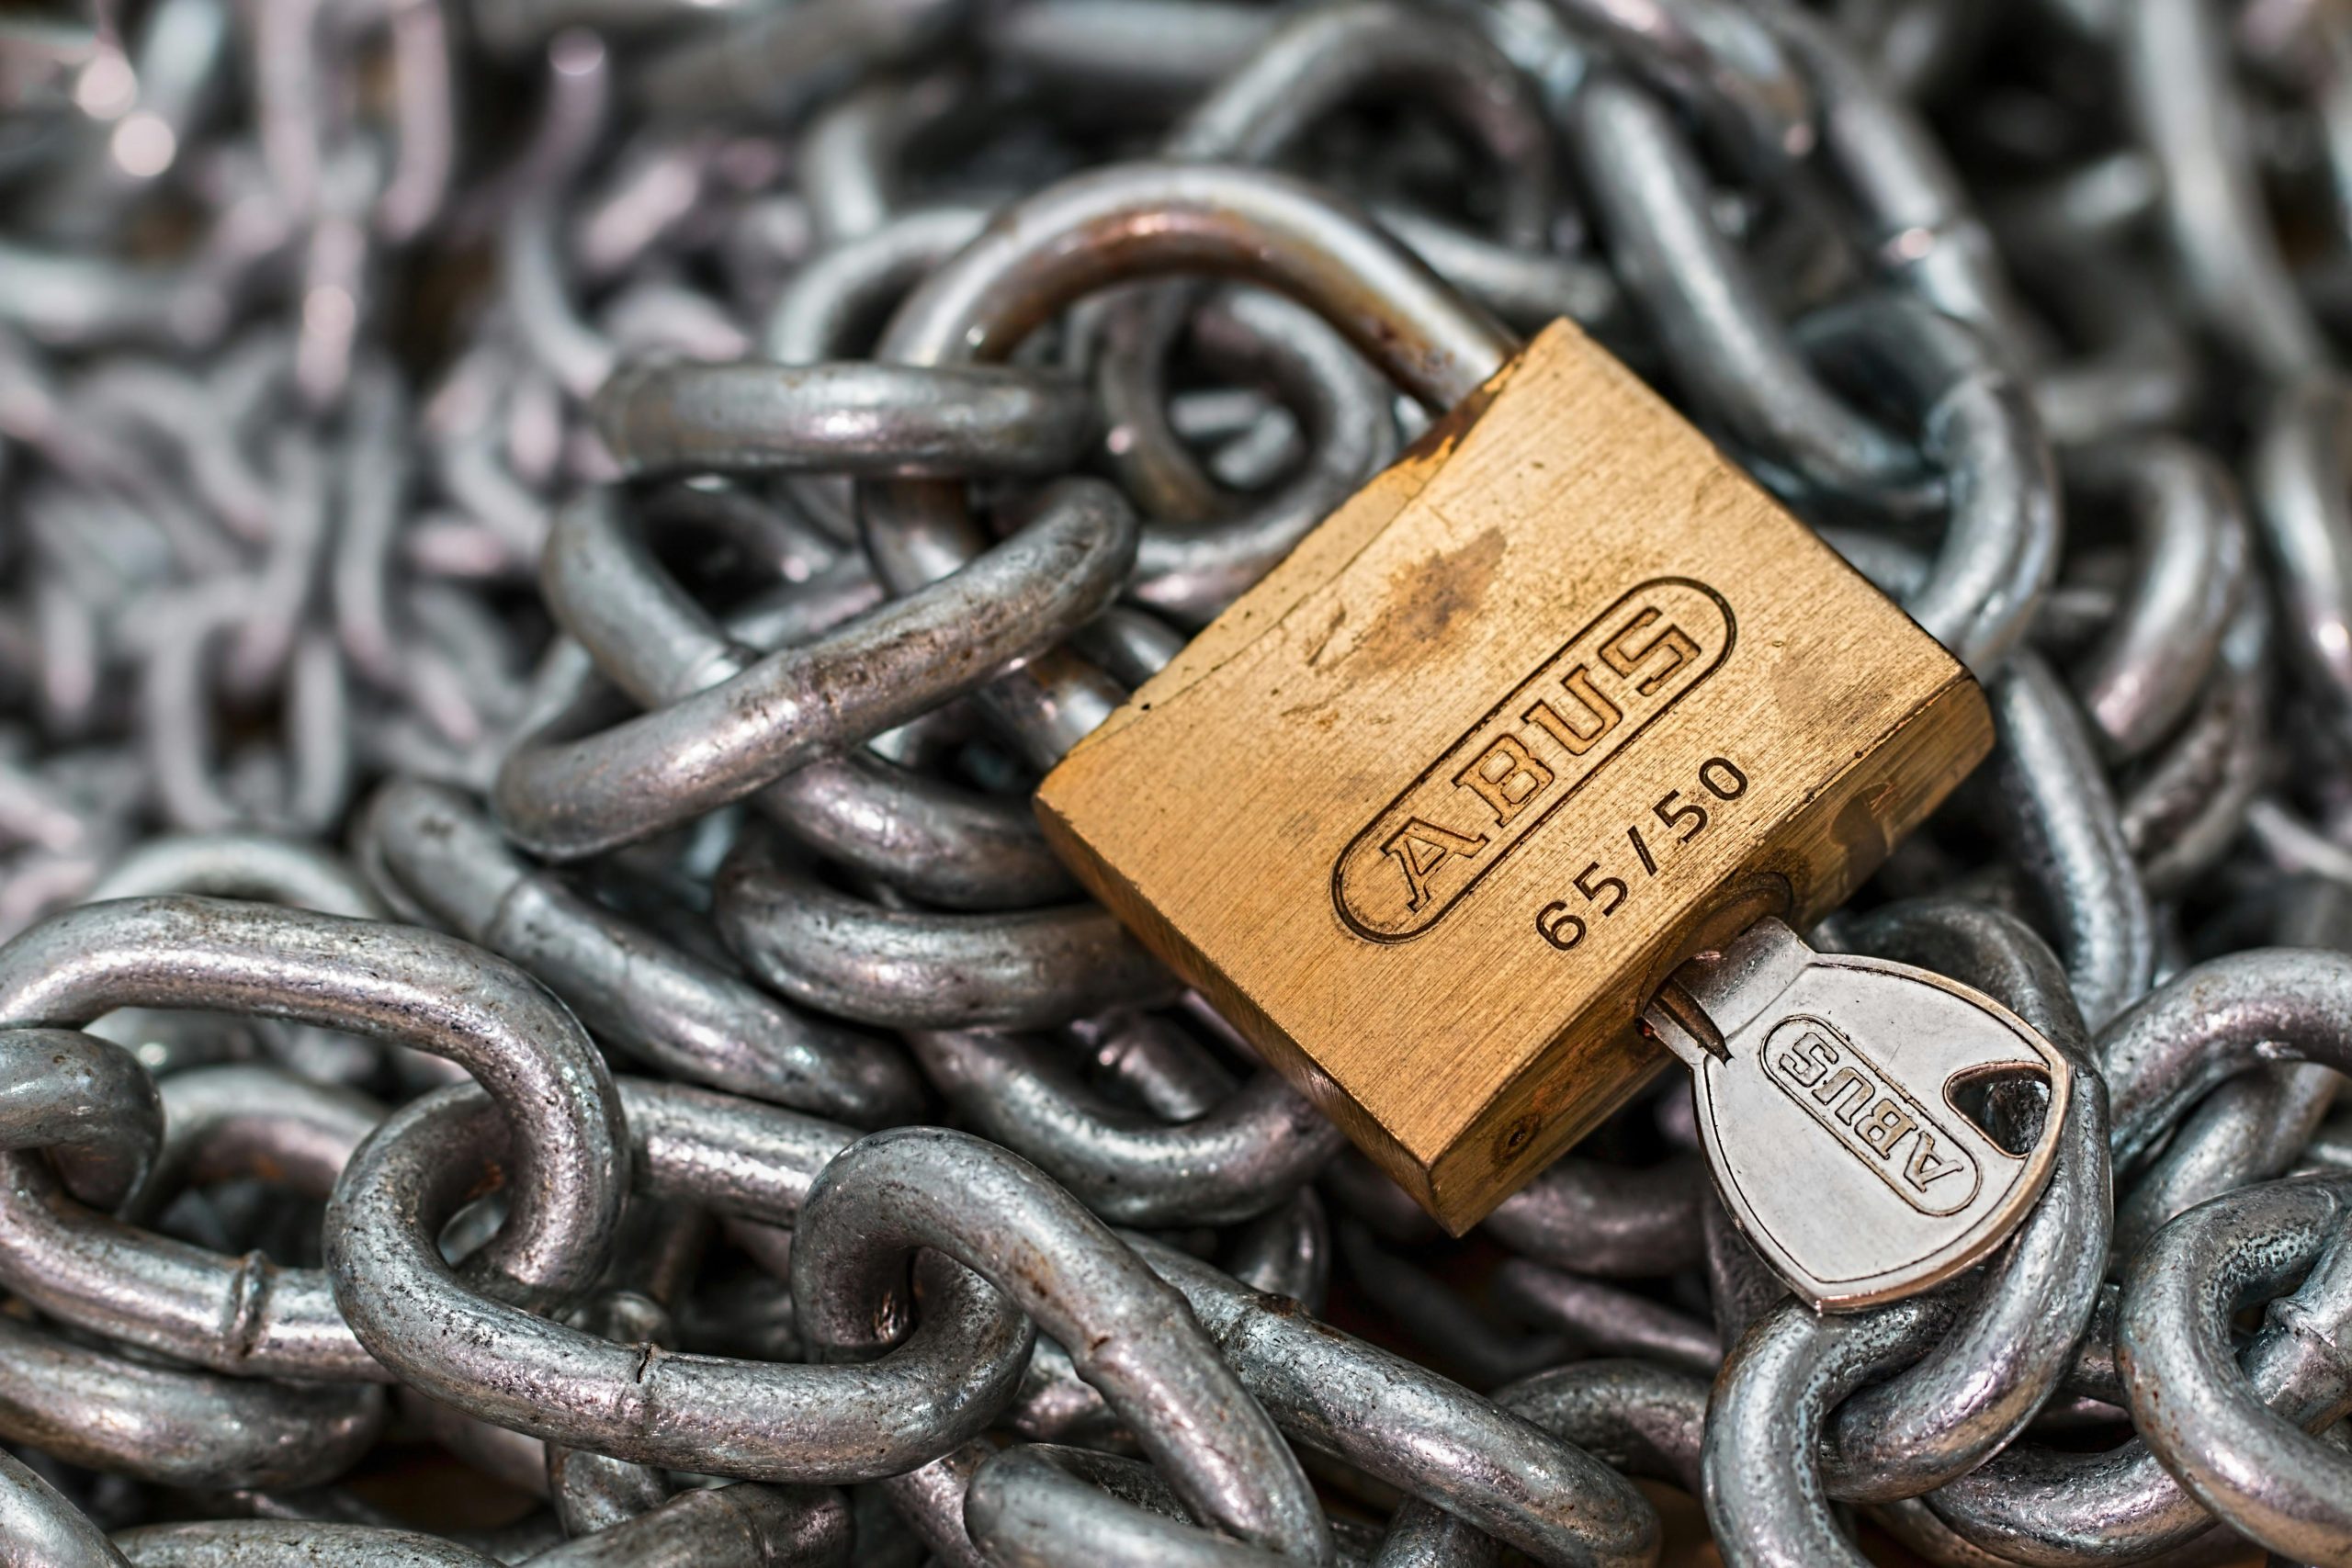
[1040,321,1993,1230]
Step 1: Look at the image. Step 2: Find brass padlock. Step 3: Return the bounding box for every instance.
[1036,319,2008,1251]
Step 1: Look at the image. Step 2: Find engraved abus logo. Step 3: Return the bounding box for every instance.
[1332,578,1734,941]
[1759,1016,1980,1215]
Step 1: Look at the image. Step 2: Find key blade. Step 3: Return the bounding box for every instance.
[1642,976,1727,1068]
[1682,931,2073,1312]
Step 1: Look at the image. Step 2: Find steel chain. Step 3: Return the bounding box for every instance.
[7,0,2352,1562]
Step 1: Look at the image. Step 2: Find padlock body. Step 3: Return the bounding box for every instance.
[1036,320,1992,1232]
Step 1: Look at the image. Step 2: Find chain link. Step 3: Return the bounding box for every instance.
[7,0,2352,1562]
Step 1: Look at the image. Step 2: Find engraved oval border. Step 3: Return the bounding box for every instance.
[1331,576,1736,942]
[1758,1014,1983,1218]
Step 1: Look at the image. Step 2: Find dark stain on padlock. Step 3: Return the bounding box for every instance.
[1829,779,1900,871]
[1341,525,1507,676]
[1493,1111,1543,1167]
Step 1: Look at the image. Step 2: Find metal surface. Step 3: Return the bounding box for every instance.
[0,0,2347,1563]
[1645,916,2072,1310]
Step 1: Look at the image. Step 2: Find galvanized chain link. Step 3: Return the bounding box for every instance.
[8,0,2352,1562]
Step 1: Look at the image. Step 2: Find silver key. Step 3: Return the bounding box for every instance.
[1643,918,2072,1312]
